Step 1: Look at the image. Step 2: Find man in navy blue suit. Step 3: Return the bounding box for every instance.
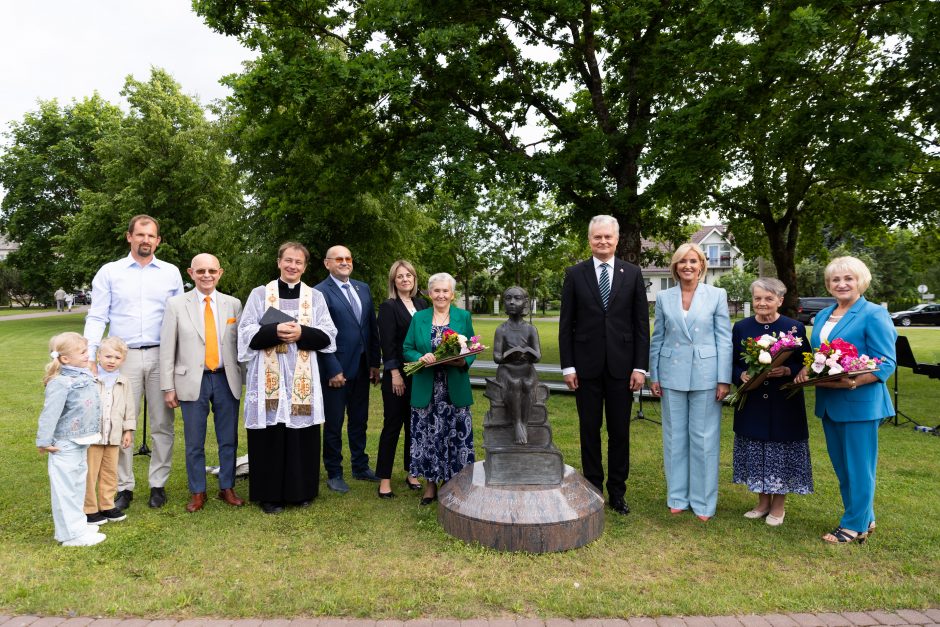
[316,245,381,493]
[559,215,650,516]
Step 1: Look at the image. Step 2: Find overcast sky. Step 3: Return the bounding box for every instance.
[0,1,254,131]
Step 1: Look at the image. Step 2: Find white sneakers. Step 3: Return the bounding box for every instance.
[62,531,106,547]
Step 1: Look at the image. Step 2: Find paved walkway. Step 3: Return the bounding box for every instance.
[0,307,88,321]
[1,610,938,627]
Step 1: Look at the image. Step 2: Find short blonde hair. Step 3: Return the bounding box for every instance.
[99,335,129,357]
[43,332,87,386]
[669,243,708,282]
[825,256,872,294]
[387,260,419,299]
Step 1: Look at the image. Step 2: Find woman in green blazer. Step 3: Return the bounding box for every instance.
[403,272,477,505]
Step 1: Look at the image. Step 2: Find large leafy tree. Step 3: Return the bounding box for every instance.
[0,95,123,301]
[194,0,734,264]
[61,68,244,286]
[652,1,937,312]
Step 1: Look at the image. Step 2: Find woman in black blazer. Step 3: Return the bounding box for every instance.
[375,260,428,498]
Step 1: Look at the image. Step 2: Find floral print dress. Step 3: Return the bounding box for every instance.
[409,324,475,482]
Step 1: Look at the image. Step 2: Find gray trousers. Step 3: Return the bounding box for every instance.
[118,347,175,491]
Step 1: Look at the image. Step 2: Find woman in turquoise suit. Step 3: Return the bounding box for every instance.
[650,243,733,521]
[403,272,477,506]
[794,256,896,544]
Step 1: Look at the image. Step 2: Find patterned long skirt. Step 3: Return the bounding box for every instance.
[732,434,814,495]
[409,369,474,483]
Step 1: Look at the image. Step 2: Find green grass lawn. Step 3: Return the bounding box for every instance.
[0,315,938,619]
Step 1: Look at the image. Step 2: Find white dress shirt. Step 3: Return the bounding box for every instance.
[84,254,184,356]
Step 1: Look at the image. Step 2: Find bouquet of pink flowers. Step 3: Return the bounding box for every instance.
[725,329,803,410]
[801,338,883,378]
[403,330,486,376]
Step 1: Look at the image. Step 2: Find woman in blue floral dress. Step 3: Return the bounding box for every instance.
[402,272,477,505]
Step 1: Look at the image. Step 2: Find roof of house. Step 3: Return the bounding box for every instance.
[641,225,737,272]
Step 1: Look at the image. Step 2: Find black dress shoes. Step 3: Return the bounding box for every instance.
[261,502,284,514]
[406,478,423,491]
[419,495,438,506]
[378,489,396,499]
[609,498,631,516]
[148,487,167,509]
[352,468,381,482]
[114,489,133,510]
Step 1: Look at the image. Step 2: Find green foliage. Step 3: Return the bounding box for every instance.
[713,267,757,306]
[651,0,936,313]
[193,0,758,264]
[0,95,123,301]
[59,68,243,284]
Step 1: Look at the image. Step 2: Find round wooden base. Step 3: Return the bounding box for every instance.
[438,462,605,553]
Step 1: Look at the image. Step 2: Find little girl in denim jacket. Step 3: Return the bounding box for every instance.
[35,332,105,547]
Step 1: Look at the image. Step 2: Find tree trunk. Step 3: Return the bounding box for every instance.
[764,219,800,317]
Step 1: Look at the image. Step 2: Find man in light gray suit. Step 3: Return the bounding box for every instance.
[160,253,245,513]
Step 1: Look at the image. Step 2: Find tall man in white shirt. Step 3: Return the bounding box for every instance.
[84,215,184,510]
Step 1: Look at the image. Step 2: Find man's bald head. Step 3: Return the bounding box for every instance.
[324,245,354,281]
[187,253,224,294]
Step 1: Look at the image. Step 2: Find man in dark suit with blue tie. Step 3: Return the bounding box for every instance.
[316,245,381,493]
[559,215,650,515]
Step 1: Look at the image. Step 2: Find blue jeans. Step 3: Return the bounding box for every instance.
[48,439,91,542]
[180,371,239,493]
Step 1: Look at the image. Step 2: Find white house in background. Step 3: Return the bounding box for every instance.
[641,225,745,302]
[0,235,18,261]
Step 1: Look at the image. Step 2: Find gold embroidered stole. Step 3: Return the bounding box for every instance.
[262,281,315,415]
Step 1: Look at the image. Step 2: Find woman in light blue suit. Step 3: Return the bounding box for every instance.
[794,256,896,544]
[650,243,732,521]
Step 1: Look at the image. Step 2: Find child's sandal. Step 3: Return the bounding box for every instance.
[822,527,867,544]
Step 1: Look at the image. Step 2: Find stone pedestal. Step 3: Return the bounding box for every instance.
[438,462,605,553]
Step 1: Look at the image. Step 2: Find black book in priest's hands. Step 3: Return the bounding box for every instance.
[259,306,297,326]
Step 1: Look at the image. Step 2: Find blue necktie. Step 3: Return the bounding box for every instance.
[599,263,610,309]
[342,283,362,322]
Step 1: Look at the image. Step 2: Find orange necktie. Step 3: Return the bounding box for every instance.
[204,296,219,370]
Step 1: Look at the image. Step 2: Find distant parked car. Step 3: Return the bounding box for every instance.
[796,296,837,325]
[891,303,940,327]
[73,291,91,305]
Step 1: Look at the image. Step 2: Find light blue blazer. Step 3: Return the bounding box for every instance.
[649,284,733,391]
[810,296,897,422]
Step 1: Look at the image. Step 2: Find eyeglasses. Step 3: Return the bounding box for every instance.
[192,268,220,275]
[329,256,353,264]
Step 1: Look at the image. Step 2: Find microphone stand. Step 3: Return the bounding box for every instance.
[135,397,151,456]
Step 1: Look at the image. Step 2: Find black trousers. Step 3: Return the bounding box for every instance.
[246,423,320,504]
[375,371,414,479]
[574,371,632,501]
